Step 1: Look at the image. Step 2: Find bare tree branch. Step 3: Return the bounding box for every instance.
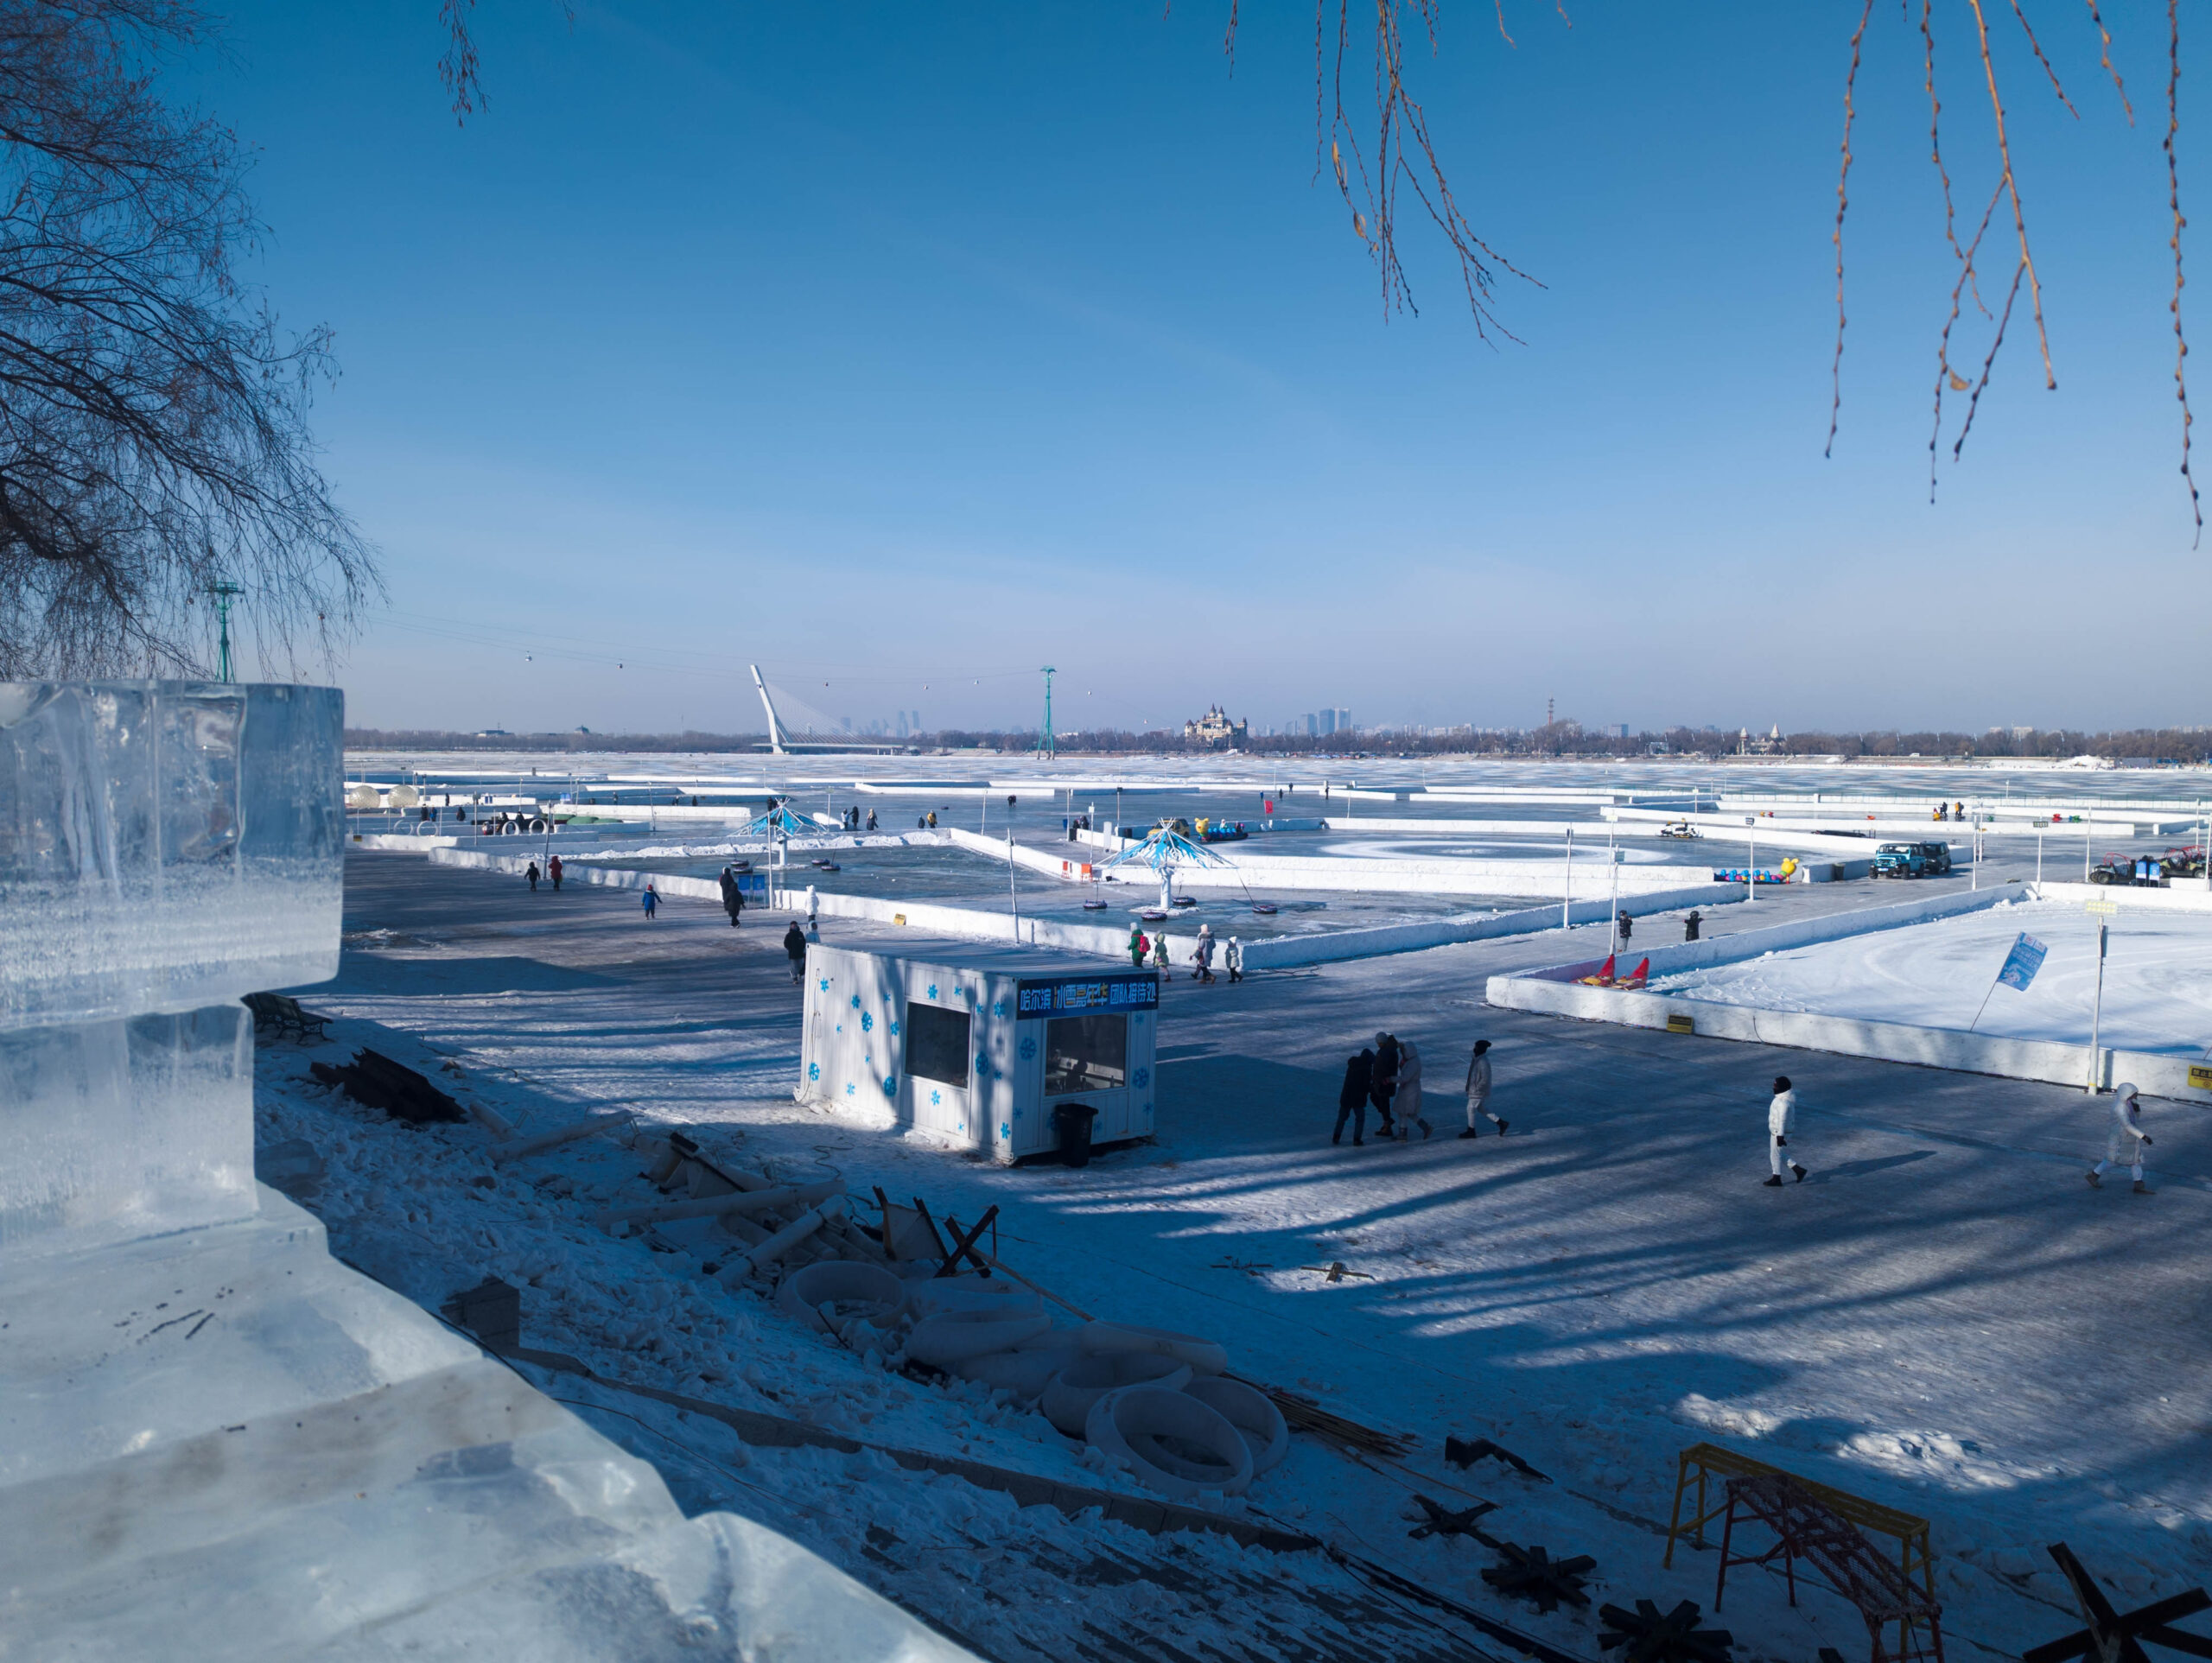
[0,0,377,677]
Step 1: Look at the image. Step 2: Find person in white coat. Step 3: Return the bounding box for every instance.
[2086,1083,2153,1193]
[1459,1040,1507,1138]
[1763,1076,1806,1186]
[1394,1039,1431,1139]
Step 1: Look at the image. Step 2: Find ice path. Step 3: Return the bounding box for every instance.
[304,853,2212,1660]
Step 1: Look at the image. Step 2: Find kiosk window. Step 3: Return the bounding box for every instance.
[905,1002,970,1088]
[1044,1015,1128,1096]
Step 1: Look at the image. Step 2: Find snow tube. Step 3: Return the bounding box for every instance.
[904,1279,1043,1321]
[947,1332,1084,1404]
[1086,1385,1254,1500]
[1041,1352,1192,1438]
[1075,1321,1228,1377]
[775,1261,906,1336]
[1183,1375,1288,1475]
[905,1306,1053,1368]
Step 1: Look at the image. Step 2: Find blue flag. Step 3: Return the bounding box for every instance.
[1996,932,2048,993]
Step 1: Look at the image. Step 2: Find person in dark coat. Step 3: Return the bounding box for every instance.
[1684,910,1701,943]
[718,865,745,927]
[1370,1031,1401,1137]
[783,921,808,983]
[1618,911,1634,943]
[1335,1050,1374,1146]
[525,861,539,892]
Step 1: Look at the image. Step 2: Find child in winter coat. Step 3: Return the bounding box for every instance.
[640,882,659,919]
[1152,934,1170,974]
[1370,1032,1400,1138]
[1460,1039,1506,1138]
[1224,937,1244,983]
[1129,927,1147,968]
[1763,1076,1804,1185]
[1335,1050,1374,1146]
[2087,1083,2154,1193]
[548,854,563,891]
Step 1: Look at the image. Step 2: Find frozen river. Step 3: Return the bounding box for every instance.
[1652,897,2212,1056]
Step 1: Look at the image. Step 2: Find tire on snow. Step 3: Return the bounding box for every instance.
[1074,1320,1228,1376]
[1085,1384,1254,1499]
[905,1306,1054,1368]
[775,1260,907,1336]
[1182,1375,1288,1475]
[1040,1352,1192,1438]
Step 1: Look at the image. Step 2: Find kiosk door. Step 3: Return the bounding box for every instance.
[1042,1014,1130,1141]
[904,1000,973,1139]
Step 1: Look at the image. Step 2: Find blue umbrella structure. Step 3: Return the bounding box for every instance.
[1099,825,1236,877]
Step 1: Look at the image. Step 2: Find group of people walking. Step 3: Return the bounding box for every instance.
[1128,923,1244,984]
[523,855,564,892]
[1334,1035,1508,1146]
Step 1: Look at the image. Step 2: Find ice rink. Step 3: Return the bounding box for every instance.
[1651,896,2212,1055]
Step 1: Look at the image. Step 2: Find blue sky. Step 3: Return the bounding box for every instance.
[199,3,2203,734]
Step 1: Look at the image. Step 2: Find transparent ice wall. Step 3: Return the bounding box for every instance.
[0,1006,253,1254]
[0,681,344,1030]
[0,681,340,1256]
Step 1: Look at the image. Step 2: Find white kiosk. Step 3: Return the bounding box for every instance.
[798,944,1159,1163]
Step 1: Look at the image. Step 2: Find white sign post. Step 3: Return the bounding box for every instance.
[2084,915,2111,1093]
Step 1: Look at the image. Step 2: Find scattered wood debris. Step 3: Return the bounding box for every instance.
[1297,1261,1374,1283]
[309,1048,465,1124]
[1243,1382,1415,1457]
[1599,1598,1736,1663]
[1446,1434,1554,1483]
[1482,1539,1597,1613]
[2022,1545,2211,1663]
[1407,1493,1498,1541]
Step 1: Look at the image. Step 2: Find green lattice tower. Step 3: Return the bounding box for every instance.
[207,581,245,682]
[1039,667,1056,759]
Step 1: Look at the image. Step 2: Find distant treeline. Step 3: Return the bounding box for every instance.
[346,729,772,753]
[344,725,2212,762]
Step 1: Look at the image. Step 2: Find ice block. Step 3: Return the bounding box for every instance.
[0,680,344,1030]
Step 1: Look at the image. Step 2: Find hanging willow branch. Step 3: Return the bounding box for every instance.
[1229,2,1548,335]
[1832,2,2196,541]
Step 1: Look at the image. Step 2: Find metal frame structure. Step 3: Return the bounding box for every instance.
[1713,1472,1942,1663]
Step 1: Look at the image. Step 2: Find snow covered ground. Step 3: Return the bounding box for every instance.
[1652,897,2212,1056]
[266,852,2212,1661]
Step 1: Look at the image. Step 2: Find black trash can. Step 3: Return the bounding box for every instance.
[1051,1101,1100,1169]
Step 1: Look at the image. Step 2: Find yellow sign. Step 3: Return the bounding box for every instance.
[2085,899,2118,917]
[893,913,906,926]
[2190,1064,2212,1093]
[1666,1013,1695,1035]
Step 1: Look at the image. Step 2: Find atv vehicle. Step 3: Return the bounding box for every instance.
[1656,821,1702,840]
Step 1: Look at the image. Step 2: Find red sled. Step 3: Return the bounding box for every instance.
[1576,953,1618,987]
[1618,956,1650,990]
